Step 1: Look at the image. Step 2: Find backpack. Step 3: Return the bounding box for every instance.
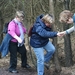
[2,20,16,34]
[28,26,33,37]
[2,22,9,34]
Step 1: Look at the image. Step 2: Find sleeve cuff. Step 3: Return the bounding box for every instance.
[66,30,68,34]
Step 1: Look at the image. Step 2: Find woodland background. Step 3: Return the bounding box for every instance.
[0,0,75,75]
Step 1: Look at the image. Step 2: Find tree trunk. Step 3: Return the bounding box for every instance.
[63,0,73,67]
[49,0,61,72]
[0,11,4,58]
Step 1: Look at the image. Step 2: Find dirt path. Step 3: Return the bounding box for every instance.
[0,57,74,75]
[0,57,37,75]
[0,65,37,75]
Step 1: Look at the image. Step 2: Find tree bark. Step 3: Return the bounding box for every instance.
[63,0,73,67]
[49,0,61,72]
[0,11,4,58]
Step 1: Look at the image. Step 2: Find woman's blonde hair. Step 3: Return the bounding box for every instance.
[15,10,24,18]
[59,10,73,23]
[42,14,54,24]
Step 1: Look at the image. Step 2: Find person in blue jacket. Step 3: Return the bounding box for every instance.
[30,14,61,75]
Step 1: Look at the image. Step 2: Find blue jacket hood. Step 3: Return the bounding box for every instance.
[34,14,44,26]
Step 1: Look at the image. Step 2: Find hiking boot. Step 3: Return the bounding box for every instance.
[9,69,18,73]
[22,64,31,69]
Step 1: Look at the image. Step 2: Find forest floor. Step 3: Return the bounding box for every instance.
[0,56,75,75]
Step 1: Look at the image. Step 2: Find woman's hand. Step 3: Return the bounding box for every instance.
[17,38,22,43]
[57,31,66,37]
[13,35,22,43]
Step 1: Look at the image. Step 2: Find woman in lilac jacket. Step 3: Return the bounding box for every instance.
[8,11,31,73]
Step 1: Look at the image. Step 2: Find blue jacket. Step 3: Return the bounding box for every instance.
[30,15,57,48]
[0,33,12,57]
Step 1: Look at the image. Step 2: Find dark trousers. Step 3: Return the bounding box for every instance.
[9,41,27,70]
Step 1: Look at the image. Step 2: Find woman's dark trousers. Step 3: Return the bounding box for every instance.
[9,41,27,71]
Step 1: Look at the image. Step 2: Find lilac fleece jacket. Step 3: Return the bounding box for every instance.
[8,20,26,42]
